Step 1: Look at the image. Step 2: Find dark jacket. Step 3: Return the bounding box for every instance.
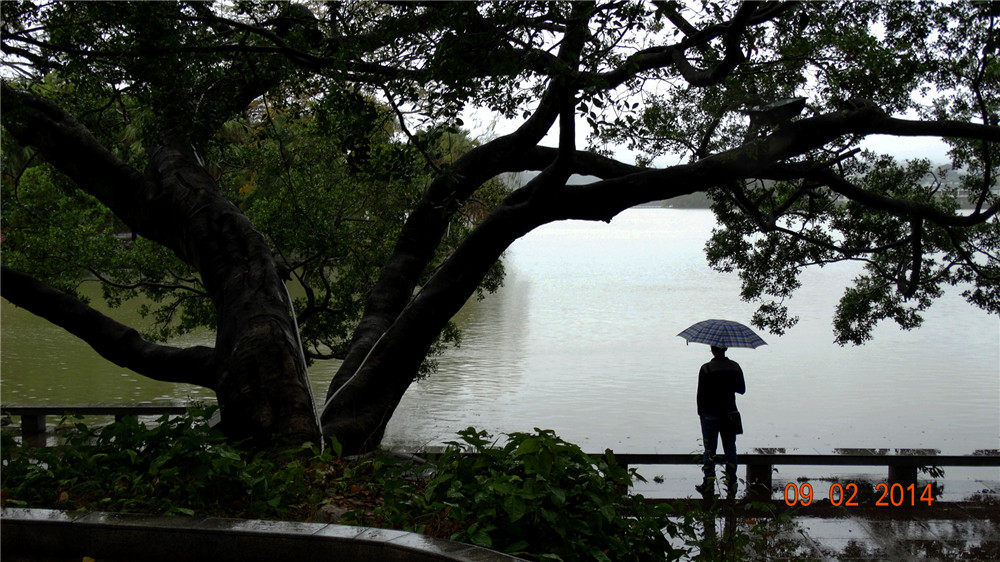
[697,357,746,416]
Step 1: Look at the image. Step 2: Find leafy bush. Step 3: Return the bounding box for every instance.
[368,427,683,561]
[2,415,803,561]
[0,407,331,518]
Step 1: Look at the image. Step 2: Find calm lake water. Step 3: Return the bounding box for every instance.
[3,209,999,459]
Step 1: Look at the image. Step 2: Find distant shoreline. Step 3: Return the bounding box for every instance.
[633,192,711,209]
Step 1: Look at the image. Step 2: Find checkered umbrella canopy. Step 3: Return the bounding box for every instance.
[677,319,767,349]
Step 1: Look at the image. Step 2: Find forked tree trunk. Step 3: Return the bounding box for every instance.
[321,177,560,454]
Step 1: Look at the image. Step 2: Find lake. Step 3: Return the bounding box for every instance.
[382,208,1000,458]
[3,209,999,460]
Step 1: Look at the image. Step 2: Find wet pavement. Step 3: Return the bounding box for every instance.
[637,467,1000,561]
[786,508,1000,561]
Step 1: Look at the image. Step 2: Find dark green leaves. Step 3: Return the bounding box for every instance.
[373,427,677,561]
[0,407,313,518]
[708,151,996,345]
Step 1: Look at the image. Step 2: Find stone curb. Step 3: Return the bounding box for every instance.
[1,508,526,561]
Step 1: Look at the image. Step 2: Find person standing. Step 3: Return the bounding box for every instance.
[695,345,746,497]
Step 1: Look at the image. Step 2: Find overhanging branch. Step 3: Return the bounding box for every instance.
[540,107,1000,222]
[1,82,147,230]
[1,266,218,388]
[792,167,998,228]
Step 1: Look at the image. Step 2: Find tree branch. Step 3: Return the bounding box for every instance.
[788,166,999,228]
[668,2,753,87]
[0,82,148,234]
[548,107,1000,222]
[1,266,218,388]
[596,1,791,89]
[323,6,591,402]
[83,267,208,297]
[507,146,642,179]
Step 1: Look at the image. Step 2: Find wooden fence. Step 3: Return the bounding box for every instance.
[1,402,210,446]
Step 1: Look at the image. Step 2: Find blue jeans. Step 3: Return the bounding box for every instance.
[700,414,738,485]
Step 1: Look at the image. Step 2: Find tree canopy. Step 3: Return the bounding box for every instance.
[2,1,997,453]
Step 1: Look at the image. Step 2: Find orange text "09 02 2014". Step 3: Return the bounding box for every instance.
[783,482,935,507]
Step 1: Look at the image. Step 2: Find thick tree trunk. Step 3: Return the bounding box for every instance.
[2,85,321,450]
[146,144,321,448]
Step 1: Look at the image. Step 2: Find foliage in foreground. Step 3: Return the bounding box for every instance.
[1,410,801,561]
[0,407,329,519]
[366,427,681,561]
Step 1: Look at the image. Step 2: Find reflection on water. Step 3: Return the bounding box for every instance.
[382,209,1000,457]
[2,209,999,459]
[0,296,216,404]
[776,516,1000,560]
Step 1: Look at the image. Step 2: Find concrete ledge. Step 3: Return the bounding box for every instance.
[1,508,526,562]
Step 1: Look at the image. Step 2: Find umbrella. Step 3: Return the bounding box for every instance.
[677,319,767,349]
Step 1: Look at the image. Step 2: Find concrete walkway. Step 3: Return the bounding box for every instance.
[0,507,526,562]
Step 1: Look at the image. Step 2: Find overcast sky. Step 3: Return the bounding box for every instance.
[860,134,951,164]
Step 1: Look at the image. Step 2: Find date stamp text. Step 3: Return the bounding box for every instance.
[783,482,935,507]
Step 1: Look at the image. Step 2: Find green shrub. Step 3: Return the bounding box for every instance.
[0,407,320,518]
[368,427,683,561]
[2,416,803,561]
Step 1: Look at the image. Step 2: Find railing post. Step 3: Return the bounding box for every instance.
[604,450,630,494]
[746,463,772,501]
[20,414,48,447]
[20,414,46,436]
[888,465,918,487]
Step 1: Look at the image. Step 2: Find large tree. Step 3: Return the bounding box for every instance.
[2,1,997,454]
